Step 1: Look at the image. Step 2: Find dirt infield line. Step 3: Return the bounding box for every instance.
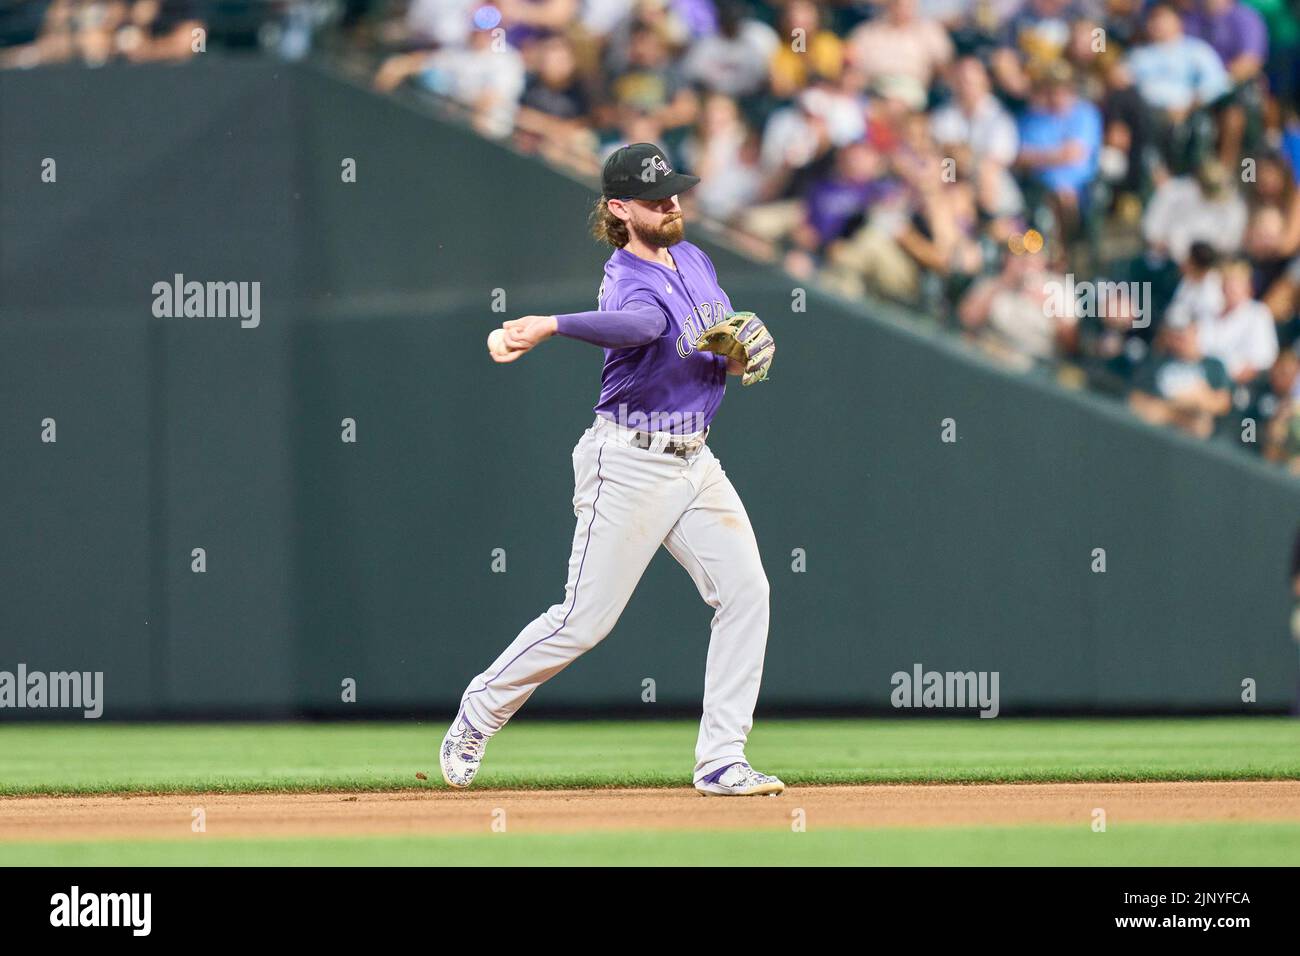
[1,781,1299,842]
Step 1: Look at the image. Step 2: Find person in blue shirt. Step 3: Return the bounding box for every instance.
[1127,3,1232,118]
[1126,3,1232,169]
[1015,60,1103,237]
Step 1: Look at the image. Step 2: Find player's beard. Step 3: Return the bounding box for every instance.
[632,212,685,248]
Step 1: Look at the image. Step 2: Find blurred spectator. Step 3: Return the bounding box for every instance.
[821,183,920,303]
[739,78,863,243]
[1198,259,1279,382]
[1243,206,1292,304]
[846,0,954,95]
[886,115,988,295]
[897,175,986,296]
[1128,4,1231,113]
[1260,349,1300,468]
[598,103,668,167]
[1129,310,1233,438]
[1074,281,1151,394]
[1181,0,1269,166]
[767,0,844,100]
[1246,150,1295,216]
[1166,240,1225,329]
[958,251,1074,369]
[1247,151,1300,275]
[1127,4,1230,169]
[374,27,525,139]
[601,2,694,75]
[135,0,203,62]
[680,0,778,98]
[930,55,1023,218]
[1,0,206,68]
[1142,160,1247,263]
[1014,62,1102,237]
[991,0,1084,101]
[680,92,764,221]
[514,33,595,163]
[599,18,697,131]
[1261,251,1300,347]
[783,139,894,276]
[1249,0,1300,103]
[1104,0,1149,50]
[1181,0,1268,86]
[134,1,205,63]
[1098,57,1156,214]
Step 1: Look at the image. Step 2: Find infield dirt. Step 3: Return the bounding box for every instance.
[2,781,1299,842]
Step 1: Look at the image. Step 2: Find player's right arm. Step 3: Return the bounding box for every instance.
[493,299,666,363]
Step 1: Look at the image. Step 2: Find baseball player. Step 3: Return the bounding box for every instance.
[440,143,781,796]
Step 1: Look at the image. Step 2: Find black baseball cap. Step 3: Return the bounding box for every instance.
[601,143,700,201]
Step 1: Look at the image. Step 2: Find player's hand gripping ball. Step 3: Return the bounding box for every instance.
[697,311,775,386]
[487,328,511,359]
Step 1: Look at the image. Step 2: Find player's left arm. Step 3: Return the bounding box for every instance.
[699,310,776,386]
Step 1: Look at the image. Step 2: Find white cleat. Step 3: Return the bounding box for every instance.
[439,710,488,789]
[695,761,785,797]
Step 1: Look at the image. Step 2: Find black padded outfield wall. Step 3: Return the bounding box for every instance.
[1,60,1297,718]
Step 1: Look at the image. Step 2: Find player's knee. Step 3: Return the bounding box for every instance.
[542,603,569,629]
[589,606,625,642]
[722,571,768,609]
[562,602,624,650]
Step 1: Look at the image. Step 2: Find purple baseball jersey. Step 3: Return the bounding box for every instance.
[590,240,732,435]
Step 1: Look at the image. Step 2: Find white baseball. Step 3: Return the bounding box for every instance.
[488,328,509,356]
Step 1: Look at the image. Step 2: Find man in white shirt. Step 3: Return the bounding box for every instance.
[1199,260,1280,384]
[1142,160,1247,264]
[1165,241,1225,330]
[929,56,1023,216]
[374,27,526,139]
[681,2,780,98]
[930,57,1018,166]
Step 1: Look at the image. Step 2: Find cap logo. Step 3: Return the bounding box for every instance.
[640,155,671,183]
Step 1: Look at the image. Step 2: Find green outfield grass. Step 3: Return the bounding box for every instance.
[4,822,1298,866]
[1,717,1298,795]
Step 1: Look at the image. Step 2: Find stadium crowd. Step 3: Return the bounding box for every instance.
[8,0,1300,470]
[0,0,339,64]
[363,0,1300,469]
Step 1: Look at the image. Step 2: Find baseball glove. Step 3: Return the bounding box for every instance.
[697,311,775,386]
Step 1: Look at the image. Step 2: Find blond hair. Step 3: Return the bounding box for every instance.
[1221,259,1252,283]
[589,196,629,248]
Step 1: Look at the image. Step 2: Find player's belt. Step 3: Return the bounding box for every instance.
[630,427,709,459]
